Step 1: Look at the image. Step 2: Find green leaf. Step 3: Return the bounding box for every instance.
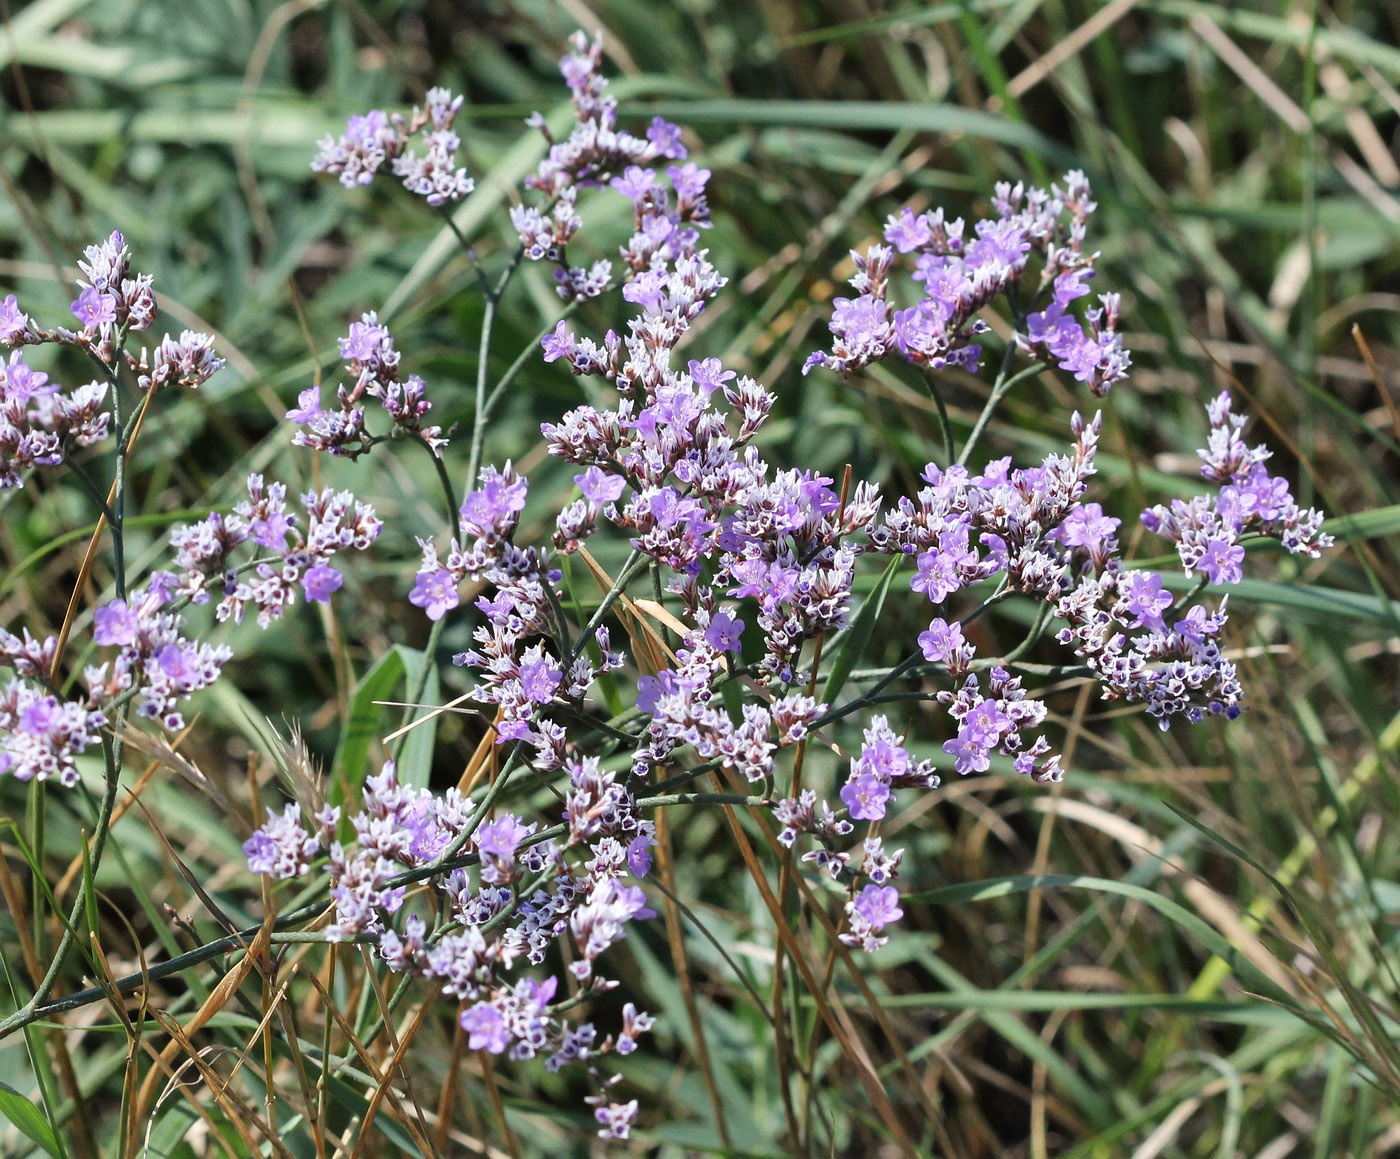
[396,648,439,790]
[823,555,901,705]
[906,874,1301,1008]
[1155,572,1400,626]
[329,646,406,806]
[0,1081,61,1159]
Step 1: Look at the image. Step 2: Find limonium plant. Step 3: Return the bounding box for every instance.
[0,29,1333,1144]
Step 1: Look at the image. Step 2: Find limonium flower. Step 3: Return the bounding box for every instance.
[313,87,474,206]
[242,27,1336,1143]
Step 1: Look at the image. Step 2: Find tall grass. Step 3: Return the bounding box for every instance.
[1,1,1398,1155]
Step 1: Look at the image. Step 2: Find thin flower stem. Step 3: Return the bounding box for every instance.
[62,461,119,527]
[465,246,528,488]
[19,347,146,1042]
[918,369,956,465]
[481,306,578,422]
[390,435,460,767]
[956,358,1042,468]
[570,549,649,664]
[436,208,494,301]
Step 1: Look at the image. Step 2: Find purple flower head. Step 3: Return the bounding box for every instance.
[460,1003,510,1054]
[93,599,139,647]
[0,295,31,343]
[852,883,902,929]
[575,465,625,504]
[517,646,563,704]
[704,611,744,654]
[541,320,576,363]
[474,813,531,860]
[70,287,117,329]
[285,386,323,424]
[459,463,529,541]
[646,116,687,159]
[409,568,460,621]
[302,564,343,603]
[1055,502,1120,551]
[840,772,891,821]
[1197,538,1245,586]
[919,617,967,666]
[626,830,654,877]
[1117,570,1172,632]
[250,511,294,550]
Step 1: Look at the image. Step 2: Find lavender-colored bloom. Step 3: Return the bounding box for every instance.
[409,569,459,621]
[646,116,686,159]
[460,1003,510,1053]
[541,321,577,363]
[0,679,107,787]
[1117,570,1172,632]
[475,814,531,860]
[243,803,320,878]
[918,616,969,667]
[591,1097,640,1141]
[70,287,117,329]
[840,772,891,821]
[93,599,139,647]
[459,463,529,541]
[0,295,32,344]
[1197,538,1245,586]
[302,563,343,603]
[314,90,473,205]
[575,465,624,504]
[703,611,744,654]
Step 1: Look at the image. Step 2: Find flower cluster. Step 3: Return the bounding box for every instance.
[288,313,445,458]
[515,29,699,302]
[243,29,1335,1144]
[805,171,1130,395]
[0,351,109,491]
[168,474,382,627]
[88,574,234,732]
[0,644,108,787]
[243,755,656,1138]
[0,233,223,492]
[1143,391,1333,579]
[312,87,474,205]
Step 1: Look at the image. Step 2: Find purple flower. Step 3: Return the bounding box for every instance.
[646,116,687,159]
[575,465,624,504]
[0,295,30,343]
[409,569,459,621]
[840,772,891,821]
[626,832,653,877]
[853,883,902,928]
[93,599,139,647]
[1197,538,1245,585]
[70,287,116,329]
[1117,570,1172,631]
[302,564,343,603]
[918,617,966,665]
[961,698,1012,745]
[518,648,562,703]
[460,1003,510,1053]
[250,511,294,550]
[285,386,323,424]
[541,321,576,363]
[459,464,529,540]
[474,814,530,860]
[704,611,744,654]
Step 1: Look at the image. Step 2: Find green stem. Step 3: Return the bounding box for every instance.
[957,359,1042,468]
[918,369,956,466]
